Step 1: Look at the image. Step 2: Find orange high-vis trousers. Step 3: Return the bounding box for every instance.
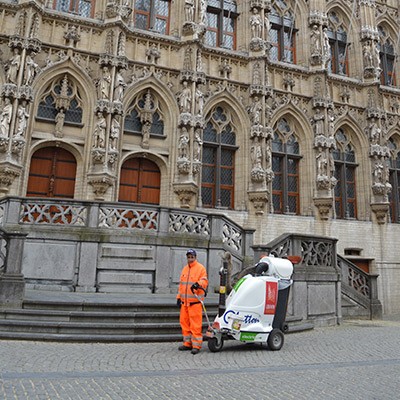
[179,302,203,349]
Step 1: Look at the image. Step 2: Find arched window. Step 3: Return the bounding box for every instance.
[134,0,171,35]
[272,118,300,214]
[118,158,161,205]
[37,76,83,124]
[27,147,77,198]
[269,1,296,63]
[327,11,348,75]
[201,106,237,209]
[333,129,357,219]
[52,0,94,18]
[378,26,397,86]
[388,138,400,223]
[124,90,164,136]
[205,0,238,50]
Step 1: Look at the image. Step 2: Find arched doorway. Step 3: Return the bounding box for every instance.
[118,158,161,204]
[27,147,77,198]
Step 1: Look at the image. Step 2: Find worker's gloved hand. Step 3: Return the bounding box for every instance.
[191,282,200,291]
[177,299,182,307]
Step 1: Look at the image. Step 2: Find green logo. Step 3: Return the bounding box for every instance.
[233,277,247,292]
[240,332,257,342]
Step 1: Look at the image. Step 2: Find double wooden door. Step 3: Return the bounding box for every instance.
[27,147,77,198]
[118,158,160,205]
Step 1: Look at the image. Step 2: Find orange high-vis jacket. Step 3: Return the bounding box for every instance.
[177,260,208,305]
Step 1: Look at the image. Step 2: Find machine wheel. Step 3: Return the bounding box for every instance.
[267,329,284,351]
[208,337,224,352]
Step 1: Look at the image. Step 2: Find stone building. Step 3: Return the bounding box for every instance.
[0,0,399,315]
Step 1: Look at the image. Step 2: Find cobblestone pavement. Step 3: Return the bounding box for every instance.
[1,319,400,400]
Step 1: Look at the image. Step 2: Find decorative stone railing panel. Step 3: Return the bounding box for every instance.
[338,255,371,299]
[169,212,210,235]
[222,222,242,252]
[99,207,159,230]
[20,202,87,226]
[301,240,334,268]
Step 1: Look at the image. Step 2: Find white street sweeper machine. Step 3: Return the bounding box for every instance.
[204,255,298,352]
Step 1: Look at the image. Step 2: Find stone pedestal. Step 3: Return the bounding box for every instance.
[0,274,25,309]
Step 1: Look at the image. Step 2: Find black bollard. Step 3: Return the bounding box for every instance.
[218,260,228,317]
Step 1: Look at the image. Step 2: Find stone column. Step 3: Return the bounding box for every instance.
[0,229,28,309]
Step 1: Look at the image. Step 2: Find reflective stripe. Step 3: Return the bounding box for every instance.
[179,280,197,285]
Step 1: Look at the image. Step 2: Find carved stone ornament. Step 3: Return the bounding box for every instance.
[371,203,390,225]
[11,138,25,156]
[0,137,9,153]
[91,148,106,164]
[177,159,191,174]
[173,182,198,209]
[250,167,265,183]
[248,191,269,215]
[87,174,115,200]
[250,37,265,52]
[0,163,21,195]
[313,197,333,220]
[1,84,17,100]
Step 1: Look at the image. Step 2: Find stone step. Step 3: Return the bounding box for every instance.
[0,331,183,342]
[0,291,311,342]
[0,308,183,323]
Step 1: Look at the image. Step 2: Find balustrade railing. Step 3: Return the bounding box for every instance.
[0,197,248,257]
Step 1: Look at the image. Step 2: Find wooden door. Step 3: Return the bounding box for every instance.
[118,158,160,204]
[27,147,76,198]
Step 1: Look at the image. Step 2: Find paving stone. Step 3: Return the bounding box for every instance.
[1,319,400,399]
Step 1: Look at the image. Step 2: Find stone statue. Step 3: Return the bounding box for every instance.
[372,42,380,69]
[250,8,262,39]
[185,0,194,22]
[199,0,207,25]
[110,117,120,150]
[310,25,321,56]
[15,100,29,137]
[195,88,204,115]
[98,66,111,100]
[178,81,192,113]
[94,112,106,148]
[24,52,39,86]
[0,98,13,137]
[316,147,329,176]
[55,110,65,137]
[178,127,190,159]
[193,128,203,162]
[264,14,270,40]
[249,96,262,125]
[7,48,21,84]
[363,41,373,68]
[113,71,126,102]
[369,118,381,144]
[251,137,263,169]
[313,108,324,136]
[322,27,330,60]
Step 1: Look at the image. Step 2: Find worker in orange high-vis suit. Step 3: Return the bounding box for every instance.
[176,249,208,355]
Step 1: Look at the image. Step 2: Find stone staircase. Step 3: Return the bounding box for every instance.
[0,291,219,342]
[0,290,313,342]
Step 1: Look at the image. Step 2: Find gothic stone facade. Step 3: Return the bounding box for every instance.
[0,0,399,314]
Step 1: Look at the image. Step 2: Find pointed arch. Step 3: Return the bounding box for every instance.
[32,61,96,134]
[331,120,368,220]
[123,75,178,142]
[377,23,398,86]
[204,90,249,129]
